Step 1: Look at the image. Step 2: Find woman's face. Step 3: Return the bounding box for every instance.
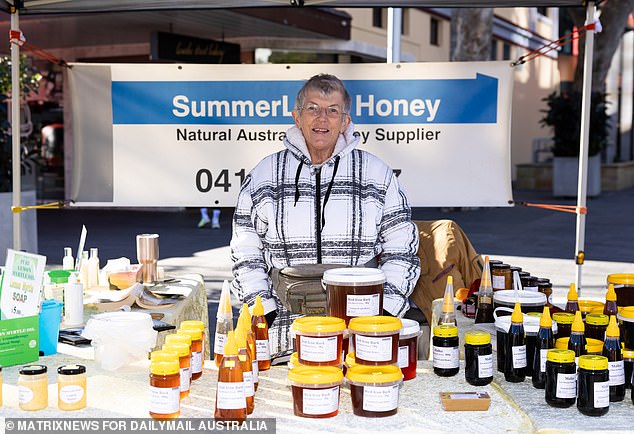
[292,90,350,164]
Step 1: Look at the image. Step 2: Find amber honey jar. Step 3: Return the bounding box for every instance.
[149,351,180,420]
[162,342,191,400]
[288,365,343,418]
[348,316,402,366]
[293,316,346,366]
[553,312,574,339]
[585,314,609,342]
[398,319,420,381]
[323,268,385,324]
[491,263,512,291]
[346,364,402,417]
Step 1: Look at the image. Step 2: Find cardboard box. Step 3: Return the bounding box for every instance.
[440,391,491,411]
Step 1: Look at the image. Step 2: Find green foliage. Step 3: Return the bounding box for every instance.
[540,91,609,157]
[0,55,41,97]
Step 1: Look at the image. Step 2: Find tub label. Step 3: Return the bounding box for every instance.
[362,384,399,412]
[243,371,255,397]
[492,275,506,290]
[398,345,409,368]
[608,361,625,386]
[478,354,493,378]
[18,386,34,404]
[216,381,246,410]
[346,293,380,317]
[556,373,577,398]
[191,350,203,373]
[593,381,610,408]
[511,345,527,369]
[432,346,459,369]
[149,386,180,414]
[302,385,339,415]
[214,332,226,355]
[540,349,548,373]
[59,385,84,404]
[179,367,191,392]
[355,335,393,362]
[523,285,538,292]
[256,339,271,361]
[299,335,338,362]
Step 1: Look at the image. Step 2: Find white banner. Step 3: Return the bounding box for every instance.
[68,62,513,207]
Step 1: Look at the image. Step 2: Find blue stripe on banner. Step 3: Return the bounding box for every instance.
[111,75,498,125]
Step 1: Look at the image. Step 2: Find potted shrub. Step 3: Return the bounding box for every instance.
[540,90,609,197]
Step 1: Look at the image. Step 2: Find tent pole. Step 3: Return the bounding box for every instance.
[387,8,402,64]
[574,1,596,297]
[11,7,21,252]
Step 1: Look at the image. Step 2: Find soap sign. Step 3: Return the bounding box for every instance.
[0,249,46,319]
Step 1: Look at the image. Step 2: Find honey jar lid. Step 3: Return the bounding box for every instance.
[151,349,178,363]
[622,348,634,359]
[552,312,575,325]
[162,342,189,358]
[465,331,490,345]
[322,267,386,285]
[346,364,402,384]
[555,337,569,350]
[293,316,346,334]
[178,327,202,341]
[288,365,343,385]
[618,306,634,321]
[165,332,191,346]
[57,364,86,375]
[150,350,180,375]
[585,313,609,326]
[179,320,204,331]
[345,352,356,369]
[290,352,299,367]
[578,355,608,371]
[579,299,604,313]
[348,316,402,333]
[547,349,575,364]
[607,274,634,285]
[434,324,458,338]
[490,263,510,270]
[586,338,604,354]
[19,365,47,375]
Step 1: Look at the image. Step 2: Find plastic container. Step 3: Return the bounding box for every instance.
[464,331,493,386]
[585,313,609,341]
[57,364,87,411]
[555,337,604,355]
[553,312,574,339]
[39,299,63,356]
[162,342,191,399]
[623,349,634,390]
[398,319,420,381]
[493,290,547,315]
[293,316,346,366]
[348,316,401,366]
[346,364,402,417]
[18,365,48,411]
[577,355,610,416]
[432,324,459,377]
[607,274,634,307]
[149,350,180,419]
[288,365,344,418]
[545,349,576,408]
[323,268,385,324]
[617,307,634,350]
[82,311,157,371]
[579,300,604,318]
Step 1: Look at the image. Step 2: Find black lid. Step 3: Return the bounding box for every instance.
[57,364,86,375]
[518,271,530,278]
[521,275,539,285]
[491,263,510,270]
[510,266,522,272]
[489,259,503,265]
[19,364,47,375]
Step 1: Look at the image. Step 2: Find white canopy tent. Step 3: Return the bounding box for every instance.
[2,0,595,293]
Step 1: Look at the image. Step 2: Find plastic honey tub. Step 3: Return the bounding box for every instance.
[348,316,402,366]
[288,365,343,418]
[293,316,346,366]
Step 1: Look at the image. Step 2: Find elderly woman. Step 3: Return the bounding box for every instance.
[231,73,420,354]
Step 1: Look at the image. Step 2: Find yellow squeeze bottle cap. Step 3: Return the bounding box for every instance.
[480,256,492,288]
[511,302,523,323]
[606,315,620,338]
[253,296,265,316]
[567,283,578,301]
[223,330,238,356]
[442,276,454,313]
[571,310,584,333]
[218,279,233,317]
[606,284,617,302]
[539,306,552,328]
[235,326,248,349]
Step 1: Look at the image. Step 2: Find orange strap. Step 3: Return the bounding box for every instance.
[513,201,587,215]
[9,29,69,68]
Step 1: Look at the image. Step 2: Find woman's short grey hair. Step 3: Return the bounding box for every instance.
[295,73,351,114]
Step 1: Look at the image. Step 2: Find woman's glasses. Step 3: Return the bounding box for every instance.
[300,103,346,119]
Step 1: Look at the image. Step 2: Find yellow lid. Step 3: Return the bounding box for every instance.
[547,349,575,364]
[606,315,620,338]
[239,303,252,327]
[178,327,202,341]
[585,313,609,326]
[555,337,568,350]
[567,283,578,301]
[293,316,346,334]
[511,302,523,323]
[150,350,179,375]
[465,331,490,345]
[579,299,604,313]
[442,276,454,313]
[434,324,458,338]
[345,352,356,369]
[555,337,603,353]
[620,306,634,320]
[288,365,343,385]
[539,306,552,328]
[166,332,191,346]
[162,342,189,358]
[607,273,634,286]
[253,296,265,316]
[346,364,402,384]
[552,312,574,325]
[571,310,584,333]
[348,316,402,333]
[578,355,608,371]
[223,330,238,357]
[180,320,204,332]
[235,325,248,349]
[622,348,634,359]
[290,352,299,367]
[605,283,617,302]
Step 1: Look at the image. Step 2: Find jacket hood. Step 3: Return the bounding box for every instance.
[283,122,359,166]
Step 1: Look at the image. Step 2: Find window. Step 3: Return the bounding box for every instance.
[490,39,498,60]
[430,17,439,46]
[372,8,383,28]
[502,43,511,61]
[537,7,548,17]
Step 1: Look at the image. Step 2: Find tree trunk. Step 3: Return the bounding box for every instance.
[570,0,634,94]
[450,8,494,61]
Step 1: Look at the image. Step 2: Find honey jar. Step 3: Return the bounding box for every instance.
[490,263,512,291]
[348,316,402,366]
[57,364,87,411]
[293,316,346,366]
[346,364,402,417]
[18,365,48,411]
[288,365,343,418]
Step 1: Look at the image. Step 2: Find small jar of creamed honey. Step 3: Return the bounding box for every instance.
[57,364,87,411]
